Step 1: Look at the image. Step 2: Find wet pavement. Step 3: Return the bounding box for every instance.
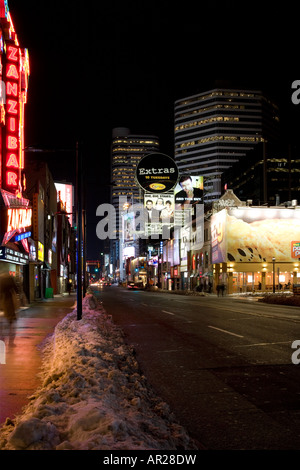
[0,293,76,426]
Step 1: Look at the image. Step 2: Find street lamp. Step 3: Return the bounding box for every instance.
[272,257,276,293]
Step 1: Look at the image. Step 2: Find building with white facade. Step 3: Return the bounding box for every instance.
[174,88,280,202]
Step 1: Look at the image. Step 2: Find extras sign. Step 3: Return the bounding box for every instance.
[136,153,178,193]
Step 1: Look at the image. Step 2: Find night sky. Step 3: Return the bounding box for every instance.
[7,0,300,258]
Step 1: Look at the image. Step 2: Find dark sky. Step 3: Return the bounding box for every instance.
[7,0,300,258]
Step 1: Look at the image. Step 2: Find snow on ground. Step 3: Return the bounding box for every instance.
[0,293,197,450]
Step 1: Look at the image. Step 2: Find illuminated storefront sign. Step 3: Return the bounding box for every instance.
[15,230,31,242]
[0,246,28,264]
[291,241,300,259]
[5,43,21,190]
[38,241,44,261]
[0,1,9,19]
[7,207,32,232]
[0,189,31,252]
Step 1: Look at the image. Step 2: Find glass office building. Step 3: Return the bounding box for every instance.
[174,88,280,202]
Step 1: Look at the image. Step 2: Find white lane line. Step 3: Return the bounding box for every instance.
[236,341,291,348]
[162,310,176,316]
[208,325,244,338]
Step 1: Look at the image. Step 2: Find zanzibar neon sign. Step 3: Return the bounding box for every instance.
[7,207,32,232]
[5,43,21,191]
[0,189,32,252]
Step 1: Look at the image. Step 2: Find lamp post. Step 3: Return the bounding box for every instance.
[272,257,276,293]
[76,141,83,320]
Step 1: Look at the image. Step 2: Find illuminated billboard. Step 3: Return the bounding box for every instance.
[136,153,178,193]
[211,207,300,263]
[123,212,135,242]
[143,192,175,237]
[174,175,203,209]
[55,182,74,226]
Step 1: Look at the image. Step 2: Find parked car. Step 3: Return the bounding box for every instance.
[127,281,143,290]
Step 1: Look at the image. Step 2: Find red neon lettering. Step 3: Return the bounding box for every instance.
[7,46,19,62]
[6,172,18,186]
[7,136,18,149]
[6,81,18,97]
[7,100,18,114]
[6,153,19,168]
[6,64,19,79]
[7,208,32,232]
[8,117,16,132]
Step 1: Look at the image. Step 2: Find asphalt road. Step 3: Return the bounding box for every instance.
[93,285,300,450]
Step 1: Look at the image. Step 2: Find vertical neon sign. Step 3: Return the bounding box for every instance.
[5,43,20,190]
[0,0,29,195]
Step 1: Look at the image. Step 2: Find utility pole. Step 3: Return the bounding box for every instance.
[76,141,83,320]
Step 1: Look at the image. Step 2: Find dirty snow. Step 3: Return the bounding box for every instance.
[0,293,197,450]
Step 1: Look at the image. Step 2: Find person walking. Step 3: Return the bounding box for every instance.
[0,273,19,346]
[66,279,72,295]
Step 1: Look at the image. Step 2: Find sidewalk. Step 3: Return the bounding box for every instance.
[0,292,77,426]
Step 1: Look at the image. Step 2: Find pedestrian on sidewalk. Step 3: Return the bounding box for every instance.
[66,279,72,295]
[0,273,19,346]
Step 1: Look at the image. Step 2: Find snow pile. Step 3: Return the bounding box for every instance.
[0,294,197,450]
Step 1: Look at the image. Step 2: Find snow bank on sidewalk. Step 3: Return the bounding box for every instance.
[0,294,197,450]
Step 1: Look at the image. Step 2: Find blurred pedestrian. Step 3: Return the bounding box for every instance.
[0,273,19,346]
[66,279,72,295]
[220,283,225,296]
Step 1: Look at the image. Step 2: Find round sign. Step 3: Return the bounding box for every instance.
[135,153,179,193]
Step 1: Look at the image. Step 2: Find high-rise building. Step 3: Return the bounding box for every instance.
[174,88,280,202]
[111,128,159,227]
[110,128,160,279]
[221,142,300,206]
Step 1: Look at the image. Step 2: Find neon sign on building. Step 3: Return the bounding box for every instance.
[0,0,29,195]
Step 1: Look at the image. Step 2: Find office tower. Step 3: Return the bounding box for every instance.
[174,88,280,202]
[222,142,300,206]
[110,128,160,278]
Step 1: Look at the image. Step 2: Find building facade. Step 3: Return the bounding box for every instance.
[222,142,300,206]
[174,87,280,202]
[210,199,300,295]
[110,127,160,280]
[0,1,30,301]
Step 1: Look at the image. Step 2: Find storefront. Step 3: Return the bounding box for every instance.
[0,245,29,303]
[0,190,32,301]
[211,206,300,294]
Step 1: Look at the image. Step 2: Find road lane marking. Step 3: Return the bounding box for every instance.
[236,341,291,348]
[162,310,175,316]
[216,306,300,322]
[208,325,244,338]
